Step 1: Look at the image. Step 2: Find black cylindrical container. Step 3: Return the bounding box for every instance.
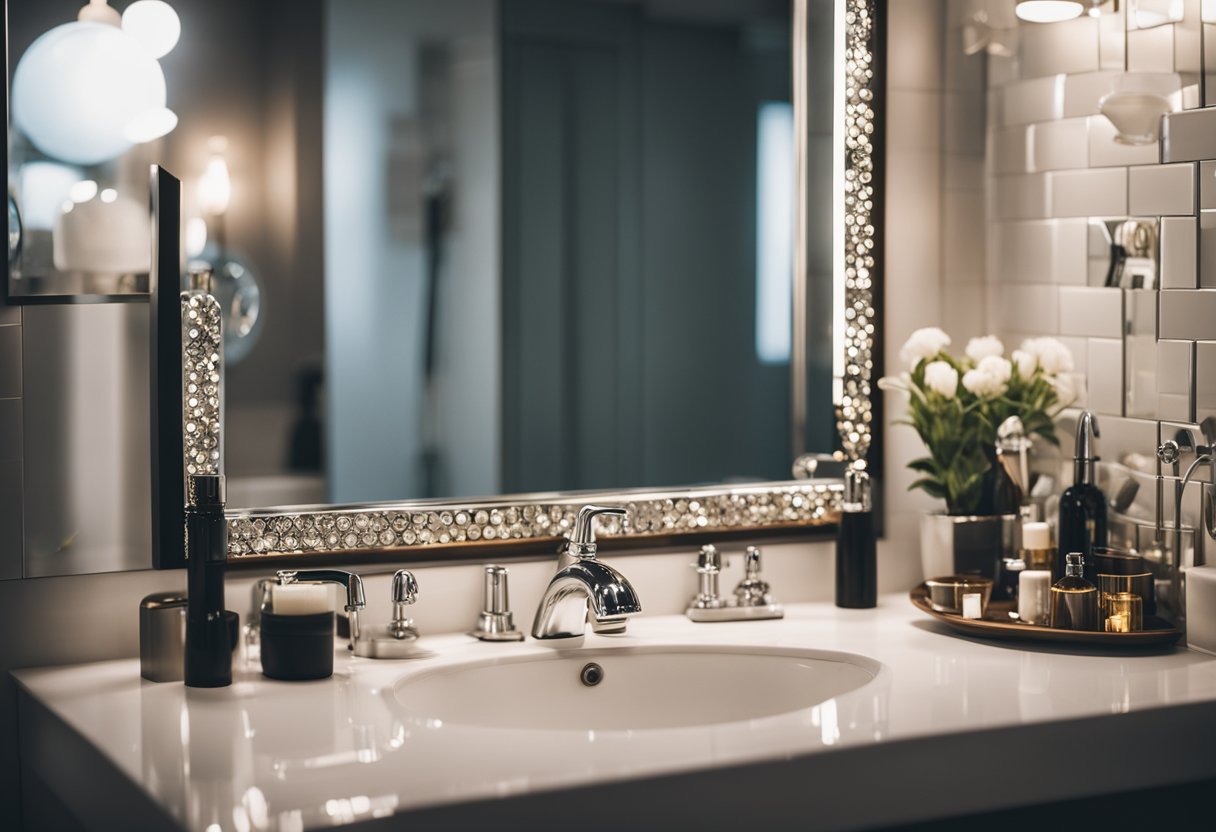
[185,475,234,688]
[261,611,335,681]
[836,468,877,608]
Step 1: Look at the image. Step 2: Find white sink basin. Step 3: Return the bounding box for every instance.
[391,644,878,731]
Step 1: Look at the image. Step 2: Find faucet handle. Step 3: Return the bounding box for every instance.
[693,544,728,573]
[568,505,628,548]
[392,569,418,605]
[734,546,774,607]
[389,570,419,640]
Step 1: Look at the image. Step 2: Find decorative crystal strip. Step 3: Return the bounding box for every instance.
[226,481,843,559]
[837,0,877,463]
[181,291,223,477]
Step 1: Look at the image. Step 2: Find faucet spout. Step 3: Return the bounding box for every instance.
[531,559,641,639]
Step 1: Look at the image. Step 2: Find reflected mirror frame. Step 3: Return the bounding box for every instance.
[148,0,886,568]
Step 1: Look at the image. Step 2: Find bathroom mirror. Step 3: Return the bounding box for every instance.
[5,0,888,574]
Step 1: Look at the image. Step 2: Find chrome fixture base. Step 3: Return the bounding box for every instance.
[470,565,525,641]
[352,630,431,660]
[687,604,785,623]
[469,613,525,642]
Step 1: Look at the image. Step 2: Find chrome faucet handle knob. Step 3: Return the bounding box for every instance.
[392,569,418,606]
[689,545,728,609]
[1158,440,1181,467]
[568,505,628,548]
[471,565,525,642]
[388,570,420,641]
[695,544,723,572]
[734,545,774,607]
[744,546,762,578]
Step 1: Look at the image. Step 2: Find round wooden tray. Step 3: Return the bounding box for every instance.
[909,584,1183,648]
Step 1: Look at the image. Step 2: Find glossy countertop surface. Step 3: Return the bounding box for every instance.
[15,595,1216,830]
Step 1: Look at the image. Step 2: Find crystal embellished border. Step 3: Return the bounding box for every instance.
[836,0,878,463]
[225,481,843,560]
[182,291,223,477]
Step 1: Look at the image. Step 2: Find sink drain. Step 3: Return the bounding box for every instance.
[580,662,604,687]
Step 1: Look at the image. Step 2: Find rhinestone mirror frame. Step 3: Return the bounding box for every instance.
[152,0,884,567]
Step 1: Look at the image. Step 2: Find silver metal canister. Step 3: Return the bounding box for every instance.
[140,592,187,682]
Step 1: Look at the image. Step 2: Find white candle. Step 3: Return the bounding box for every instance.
[272,583,330,615]
[1018,570,1052,625]
[962,592,983,619]
[1023,522,1050,550]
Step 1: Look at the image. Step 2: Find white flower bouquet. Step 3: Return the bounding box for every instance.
[880,328,1075,515]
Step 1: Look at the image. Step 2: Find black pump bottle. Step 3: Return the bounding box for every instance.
[1056,411,1107,581]
[184,474,233,688]
[836,467,877,608]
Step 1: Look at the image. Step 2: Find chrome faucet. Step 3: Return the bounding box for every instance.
[531,505,641,639]
[1156,433,1214,625]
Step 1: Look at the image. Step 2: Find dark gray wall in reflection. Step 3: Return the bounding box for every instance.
[503,0,807,493]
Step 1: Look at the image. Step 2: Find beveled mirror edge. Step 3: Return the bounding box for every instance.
[171,0,879,568]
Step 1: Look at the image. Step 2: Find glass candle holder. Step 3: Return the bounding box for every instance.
[1103,591,1143,633]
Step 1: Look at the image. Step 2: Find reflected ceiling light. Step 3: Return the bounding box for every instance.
[125,106,178,143]
[185,216,208,258]
[122,1,181,58]
[68,179,99,203]
[11,1,180,166]
[100,188,118,203]
[198,137,232,216]
[19,161,82,230]
[1015,1,1085,22]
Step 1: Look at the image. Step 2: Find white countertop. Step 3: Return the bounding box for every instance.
[15,595,1216,831]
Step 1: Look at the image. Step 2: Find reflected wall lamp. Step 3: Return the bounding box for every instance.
[1015,1,1085,22]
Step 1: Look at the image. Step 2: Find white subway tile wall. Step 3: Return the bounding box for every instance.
[1128,163,1196,215]
[1199,160,1216,208]
[1059,286,1123,338]
[976,0,1214,457]
[1156,339,1195,423]
[1161,216,1199,289]
[1050,168,1128,217]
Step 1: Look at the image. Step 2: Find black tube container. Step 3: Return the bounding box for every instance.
[184,475,235,688]
[261,611,336,681]
[836,468,877,608]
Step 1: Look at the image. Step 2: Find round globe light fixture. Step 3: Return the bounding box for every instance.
[12,22,169,165]
[121,0,181,59]
[1015,1,1084,23]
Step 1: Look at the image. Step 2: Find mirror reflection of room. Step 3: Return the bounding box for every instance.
[8,0,834,511]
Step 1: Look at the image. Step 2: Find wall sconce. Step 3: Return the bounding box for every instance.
[11,0,181,166]
[1099,90,1173,145]
[1016,1,1085,23]
[197,137,233,218]
[190,136,263,365]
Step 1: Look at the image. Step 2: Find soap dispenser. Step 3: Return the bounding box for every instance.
[1056,411,1107,581]
[836,467,877,608]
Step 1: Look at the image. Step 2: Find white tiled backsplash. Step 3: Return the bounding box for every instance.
[927,0,1216,536]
